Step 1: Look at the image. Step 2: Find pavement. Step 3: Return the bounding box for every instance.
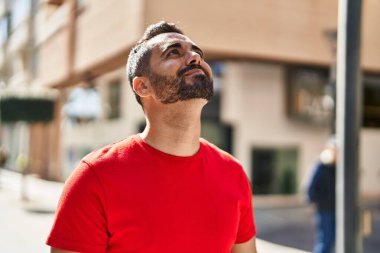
[0,169,378,253]
[253,197,380,253]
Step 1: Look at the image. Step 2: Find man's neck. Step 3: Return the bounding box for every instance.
[140,101,204,157]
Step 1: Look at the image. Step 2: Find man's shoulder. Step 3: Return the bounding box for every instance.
[82,134,141,167]
[201,139,250,195]
[201,138,242,168]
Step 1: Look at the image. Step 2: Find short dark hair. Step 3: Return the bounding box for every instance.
[126,21,184,106]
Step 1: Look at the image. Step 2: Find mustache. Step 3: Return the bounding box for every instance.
[177,64,208,78]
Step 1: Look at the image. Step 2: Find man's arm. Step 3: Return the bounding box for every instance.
[231,237,257,253]
[51,247,78,253]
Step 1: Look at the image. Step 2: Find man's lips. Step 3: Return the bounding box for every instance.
[183,68,205,77]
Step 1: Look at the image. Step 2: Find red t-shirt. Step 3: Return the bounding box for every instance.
[46,135,256,252]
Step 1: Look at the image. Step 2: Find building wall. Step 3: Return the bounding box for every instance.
[74,0,145,72]
[362,0,380,71]
[145,0,380,71]
[360,129,380,196]
[34,0,380,86]
[221,61,330,188]
[222,61,380,196]
[29,123,49,177]
[35,0,145,87]
[35,2,71,85]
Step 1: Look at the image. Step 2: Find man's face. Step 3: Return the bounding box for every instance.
[146,33,213,104]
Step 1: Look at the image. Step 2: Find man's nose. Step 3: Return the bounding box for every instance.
[186,51,201,65]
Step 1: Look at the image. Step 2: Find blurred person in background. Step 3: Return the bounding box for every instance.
[46,21,257,253]
[0,146,8,188]
[0,146,8,168]
[307,138,337,253]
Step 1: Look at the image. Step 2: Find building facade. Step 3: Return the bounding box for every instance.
[1,0,380,199]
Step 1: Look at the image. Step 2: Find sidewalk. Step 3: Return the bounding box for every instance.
[0,169,310,253]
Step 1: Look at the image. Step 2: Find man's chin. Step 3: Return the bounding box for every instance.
[180,97,212,103]
[160,95,211,105]
[175,98,210,106]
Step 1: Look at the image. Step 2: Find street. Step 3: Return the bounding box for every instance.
[0,172,57,252]
[255,205,380,253]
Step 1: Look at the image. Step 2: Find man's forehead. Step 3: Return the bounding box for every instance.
[147,32,197,49]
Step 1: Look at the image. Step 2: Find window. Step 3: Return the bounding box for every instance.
[63,85,102,124]
[201,120,233,154]
[107,80,121,120]
[10,0,31,30]
[75,0,86,14]
[363,74,380,128]
[76,0,85,8]
[251,147,298,195]
[287,66,332,125]
[0,13,10,45]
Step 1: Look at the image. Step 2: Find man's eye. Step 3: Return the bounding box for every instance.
[196,51,204,58]
[167,49,180,57]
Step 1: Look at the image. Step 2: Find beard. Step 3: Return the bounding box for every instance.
[148,65,214,104]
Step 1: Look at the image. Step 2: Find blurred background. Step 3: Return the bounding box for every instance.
[0,0,379,252]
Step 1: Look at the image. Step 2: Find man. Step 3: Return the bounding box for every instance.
[307,139,337,253]
[47,21,257,253]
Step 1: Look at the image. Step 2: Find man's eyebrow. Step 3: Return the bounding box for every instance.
[161,43,182,56]
[160,42,204,57]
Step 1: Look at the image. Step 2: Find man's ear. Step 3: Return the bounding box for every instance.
[132,76,151,98]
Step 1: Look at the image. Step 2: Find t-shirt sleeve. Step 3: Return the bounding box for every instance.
[235,169,256,243]
[46,161,109,253]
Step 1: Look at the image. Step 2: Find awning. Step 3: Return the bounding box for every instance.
[0,87,59,123]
